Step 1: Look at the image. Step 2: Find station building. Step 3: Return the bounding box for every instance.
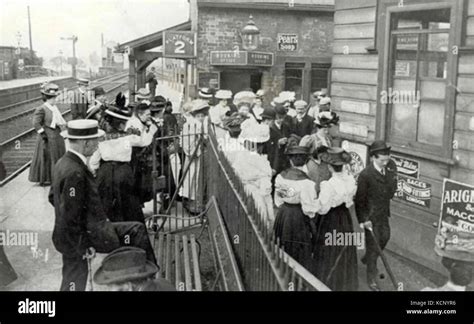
[330,0,474,273]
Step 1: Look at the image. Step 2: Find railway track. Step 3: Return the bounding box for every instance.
[0,72,129,187]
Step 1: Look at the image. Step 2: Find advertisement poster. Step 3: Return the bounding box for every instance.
[435,179,474,261]
[341,140,367,181]
[395,175,431,208]
[392,155,420,179]
[277,33,298,51]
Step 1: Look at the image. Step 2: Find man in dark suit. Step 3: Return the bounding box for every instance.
[291,100,314,137]
[355,140,397,291]
[71,78,90,120]
[49,119,156,291]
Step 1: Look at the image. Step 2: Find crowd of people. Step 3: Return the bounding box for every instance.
[17,75,469,292]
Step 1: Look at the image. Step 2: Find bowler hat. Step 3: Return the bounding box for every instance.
[320,147,352,165]
[369,140,391,155]
[93,247,158,285]
[261,107,276,120]
[61,119,105,139]
[92,87,106,97]
[285,145,310,155]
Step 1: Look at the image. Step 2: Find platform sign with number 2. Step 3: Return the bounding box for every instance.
[163,31,197,59]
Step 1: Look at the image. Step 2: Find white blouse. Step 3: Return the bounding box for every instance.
[231,149,273,195]
[88,134,151,173]
[209,103,230,125]
[317,172,357,215]
[124,116,158,147]
[274,166,320,218]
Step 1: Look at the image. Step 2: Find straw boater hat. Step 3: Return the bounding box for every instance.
[41,83,60,97]
[93,247,158,285]
[61,119,105,139]
[285,145,310,155]
[105,106,132,120]
[198,87,214,99]
[135,88,151,100]
[294,100,307,109]
[77,78,90,86]
[215,90,232,100]
[320,147,352,166]
[189,99,210,115]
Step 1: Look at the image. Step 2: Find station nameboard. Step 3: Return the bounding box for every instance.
[210,51,274,67]
[163,31,197,59]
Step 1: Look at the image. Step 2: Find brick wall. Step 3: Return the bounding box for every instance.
[196,6,333,99]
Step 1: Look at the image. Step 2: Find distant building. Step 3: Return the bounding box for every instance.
[191,0,335,101]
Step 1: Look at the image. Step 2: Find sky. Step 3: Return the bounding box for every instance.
[0,0,189,64]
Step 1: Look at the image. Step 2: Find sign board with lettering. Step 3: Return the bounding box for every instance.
[435,179,474,261]
[339,122,369,138]
[198,71,220,90]
[340,100,370,115]
[392,155,419,179]
[163,31,197,59]
[341,140,367,181]
[210,51,274,67]
[395,175,431,208]
[277,33,298,51]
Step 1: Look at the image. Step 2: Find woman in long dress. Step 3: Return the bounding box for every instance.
[273,145,319,269]
[180,99,209,214]
[89,106,153,223]
[29,83,66,185]
[233,121,275,224]
[312,147,359,291]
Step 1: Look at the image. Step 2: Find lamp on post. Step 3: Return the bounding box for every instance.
[240,15,260,51]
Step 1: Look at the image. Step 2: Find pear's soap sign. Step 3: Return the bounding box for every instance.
[278,33,298,52]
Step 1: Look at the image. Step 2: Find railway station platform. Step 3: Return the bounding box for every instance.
[0,81,446,292]
[0,76,69,90]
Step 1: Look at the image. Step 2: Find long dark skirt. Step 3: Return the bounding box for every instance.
[97,161,145,223]
[274,203,313,270]
[29,127,65,184]
[0,244,17,287]
[312,204,359,291]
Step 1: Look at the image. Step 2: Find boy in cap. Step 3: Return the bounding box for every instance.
[355,140,398,291]
[94,247,175,291]
[71,78,91,119]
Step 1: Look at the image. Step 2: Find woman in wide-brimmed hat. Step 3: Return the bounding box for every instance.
[179,99,209,214]
[273,144,320,270]
[312,147,359,291]
[89,105,148,223]
[29,83,66,185]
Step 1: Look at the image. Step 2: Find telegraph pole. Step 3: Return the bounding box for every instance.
[27,6,33,53]
[61,35,78,78]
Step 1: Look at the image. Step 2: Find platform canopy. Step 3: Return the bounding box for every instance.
[116,20,192,100]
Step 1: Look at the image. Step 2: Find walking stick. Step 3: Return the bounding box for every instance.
[367,228,398,290]
[83,247,96,291]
